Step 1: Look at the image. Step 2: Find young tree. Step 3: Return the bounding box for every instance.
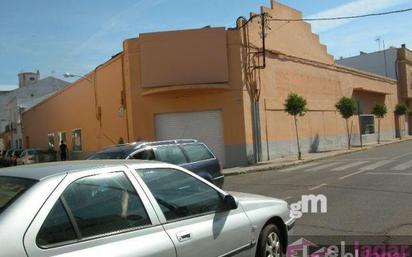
[335,97,357,149]
[394,103,409,139]
[371,103,387,144]
[284,93,308,160]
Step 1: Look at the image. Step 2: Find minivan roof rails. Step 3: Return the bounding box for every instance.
[142,139,198,146]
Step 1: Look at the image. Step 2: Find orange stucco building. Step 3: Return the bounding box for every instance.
[22,1,398,167]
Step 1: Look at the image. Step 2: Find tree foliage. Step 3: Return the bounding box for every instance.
[335,97,357,119]
[394,103,409,116]
[372,103,387,144]
[284,93,308,117]
[284,93,307,160]
[372,103,388,118]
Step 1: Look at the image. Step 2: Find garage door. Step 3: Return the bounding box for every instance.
[155,110,225,165]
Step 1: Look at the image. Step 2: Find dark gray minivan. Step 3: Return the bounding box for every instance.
[87,139,224,188]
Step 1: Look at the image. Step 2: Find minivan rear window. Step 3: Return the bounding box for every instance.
[181,144,214,163]
[0,177,36,214]
[88,151,129,160]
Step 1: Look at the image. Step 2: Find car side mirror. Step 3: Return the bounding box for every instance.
[222,194,238,211]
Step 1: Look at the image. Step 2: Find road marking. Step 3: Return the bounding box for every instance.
[279,162,319,172]
[282,196,294,200]
[339,160,395,180]
[304,162,341,172]
[339,170,365,180]
[331,161,368,171]
[359,160,395,170]
[367,172,412,176]
[391,159,412,171]
[392,151,412,160]
[309,183,327,191]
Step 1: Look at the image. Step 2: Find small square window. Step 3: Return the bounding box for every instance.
[71,129,82,152]
[360,115,375,135]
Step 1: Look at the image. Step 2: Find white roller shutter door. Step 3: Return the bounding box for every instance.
[155,110,225,165]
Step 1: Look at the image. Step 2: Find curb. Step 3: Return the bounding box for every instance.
[223,137,412,177]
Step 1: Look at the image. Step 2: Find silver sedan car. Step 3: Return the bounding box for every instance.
[0,161,294,257]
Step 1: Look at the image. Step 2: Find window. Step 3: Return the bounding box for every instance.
[88,151,129,160]
[37,172,151,246]
[360,115,375,135]
[72,129,82,151]
[180,143,214,163]
[36,199,77,246]
[131,149,156,160]
[0,177,36,215]
[155,146,187,165]
[47,133,55,150]
[59,132,67,144]
[136,168,222,221]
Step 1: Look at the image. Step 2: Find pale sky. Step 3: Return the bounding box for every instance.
[0,0,411,90]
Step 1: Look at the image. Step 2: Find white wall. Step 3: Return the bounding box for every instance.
[0,76,69,148]
[337,48,398,79]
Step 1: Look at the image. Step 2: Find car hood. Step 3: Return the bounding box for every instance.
[228,191,290,221]
[228,191,288,206]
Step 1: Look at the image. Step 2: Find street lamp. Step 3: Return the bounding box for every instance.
[63,72,92,82]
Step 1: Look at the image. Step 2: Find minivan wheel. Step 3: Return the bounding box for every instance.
[256,224,283,257]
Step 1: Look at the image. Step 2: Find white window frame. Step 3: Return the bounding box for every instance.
[71,128,82,152]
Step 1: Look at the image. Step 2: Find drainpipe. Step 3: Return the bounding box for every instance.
[251,100,262,163]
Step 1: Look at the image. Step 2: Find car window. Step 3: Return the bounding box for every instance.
[0,177,36,214]
[36,199,77,246]
[37,172,151,246]
[136,168,222,221]
[155,146,187,165]
[88,151,129,160]
[131,149,156,160]
[180,143,214,162]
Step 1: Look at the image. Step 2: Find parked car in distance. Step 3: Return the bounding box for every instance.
[10,149,23,166]
[0,150,6,167]
[1,149,14,167]
[17,148,57,165]
[87,139,225,188]
[0,160,294,257]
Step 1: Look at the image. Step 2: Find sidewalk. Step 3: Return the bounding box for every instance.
[223,137,412,176]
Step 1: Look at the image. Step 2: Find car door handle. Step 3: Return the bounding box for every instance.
[176,231,192,242]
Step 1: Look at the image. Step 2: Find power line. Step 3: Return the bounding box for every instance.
[268,7,412,22]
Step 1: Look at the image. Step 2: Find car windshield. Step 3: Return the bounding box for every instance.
[88,151,129,160]
[0,177,36,214]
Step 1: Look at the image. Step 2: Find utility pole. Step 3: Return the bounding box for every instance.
[357,100,363,148]
[237,10,271,163]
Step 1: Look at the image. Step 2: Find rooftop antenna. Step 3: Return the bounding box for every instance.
[375,36,389,77]
[375,36,382,51]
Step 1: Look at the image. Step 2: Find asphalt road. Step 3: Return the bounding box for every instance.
[224,140,412,243]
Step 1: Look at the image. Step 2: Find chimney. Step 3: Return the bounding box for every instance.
[401,44,406,48]
[271,0,276,9]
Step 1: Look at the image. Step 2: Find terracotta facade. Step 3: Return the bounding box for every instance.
[22,1,398,167]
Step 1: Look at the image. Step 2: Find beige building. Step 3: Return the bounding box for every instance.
[337,44,412,136]
[22,1,398,167]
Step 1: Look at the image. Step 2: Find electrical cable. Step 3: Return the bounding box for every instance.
[268,7,412,22]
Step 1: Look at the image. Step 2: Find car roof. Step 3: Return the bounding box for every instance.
[99,139,200,153]
[0,160,162,181]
